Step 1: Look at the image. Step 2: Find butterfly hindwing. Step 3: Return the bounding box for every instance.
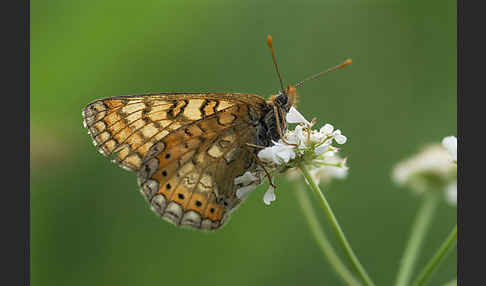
[137,103,262,231]
[82,93,267,172]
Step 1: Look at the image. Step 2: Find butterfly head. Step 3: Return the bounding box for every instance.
[269,85,297,112]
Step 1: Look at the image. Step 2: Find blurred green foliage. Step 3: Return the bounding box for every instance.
[30,0,456,285]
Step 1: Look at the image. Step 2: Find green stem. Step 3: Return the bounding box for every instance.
[298,163,375,286]
[394,192,440,286]
[294,184,362,286]
[411,225,457,286]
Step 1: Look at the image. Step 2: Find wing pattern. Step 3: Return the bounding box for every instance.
[137,104,263,230]
[83,93,269,231]
[82,93,266,171]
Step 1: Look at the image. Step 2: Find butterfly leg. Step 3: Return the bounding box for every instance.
[245,143,266,149]
[273,105,297,146]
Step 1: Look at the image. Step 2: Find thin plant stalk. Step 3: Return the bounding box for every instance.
[394,192,441,286]
[294,184,362,286]
[411,224,457,286]
[298,163,375,286]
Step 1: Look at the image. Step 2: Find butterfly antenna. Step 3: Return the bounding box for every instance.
[293,58,352,89]
[266,35,285,93]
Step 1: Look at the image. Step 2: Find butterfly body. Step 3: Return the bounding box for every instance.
[82,91,293,231]
[257,92,291,147]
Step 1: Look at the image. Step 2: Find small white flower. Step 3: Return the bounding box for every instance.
[315,123,346,144]
[320,124,334,136]
[258,142,296,164]
[283,124,307,149]
[263,186,276,205]
[310,154,349,184]
[309,130,326,143]
[286,106,310,125]
[234,171,259,185]
[314,142,331,156]
[274,144,296,163]
[234,171,263,199]
[333,130,347,144]
[442,136,457,163]
[444,181,457,206]
[257,146,277,163]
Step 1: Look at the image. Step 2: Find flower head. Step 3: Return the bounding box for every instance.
[259,108,348,166]
[392,139,457,206]
[251,107,349,203]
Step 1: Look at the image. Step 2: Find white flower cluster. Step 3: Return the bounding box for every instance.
[234,107,349,205]
[392,136,457,205]
[258,107,347,165]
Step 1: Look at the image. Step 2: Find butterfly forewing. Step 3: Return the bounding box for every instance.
[82,93,267,171]
[83,93,269,231]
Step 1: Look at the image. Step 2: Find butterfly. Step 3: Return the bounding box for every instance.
[82,35,351,231]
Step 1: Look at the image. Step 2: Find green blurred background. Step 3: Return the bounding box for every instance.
[30,0,456,285]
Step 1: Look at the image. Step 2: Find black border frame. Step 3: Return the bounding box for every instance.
[457,1,463,285]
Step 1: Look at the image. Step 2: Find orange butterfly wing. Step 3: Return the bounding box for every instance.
[82,93,267,171]
[83,93,269,230]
